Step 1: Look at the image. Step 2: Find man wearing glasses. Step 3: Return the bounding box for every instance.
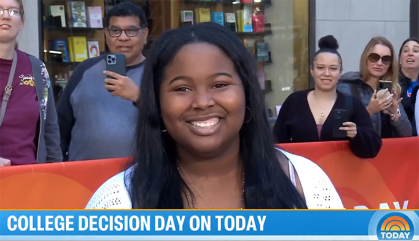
[57,2,148,161]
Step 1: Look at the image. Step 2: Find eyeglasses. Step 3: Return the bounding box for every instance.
[368,53,392,65]
[0,7,22,17]
[107,28,142,37]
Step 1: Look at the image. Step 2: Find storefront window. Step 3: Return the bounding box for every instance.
[263,0,309,119]
[40,0,309,109]
[154,0,310,120]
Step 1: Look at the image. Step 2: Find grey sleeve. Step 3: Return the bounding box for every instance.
[44,73,63,162]
[337,83,354,96]
[391,103,412,137]
[56,56,104,161]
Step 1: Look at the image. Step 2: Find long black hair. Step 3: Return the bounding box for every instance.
[130,22,307,209]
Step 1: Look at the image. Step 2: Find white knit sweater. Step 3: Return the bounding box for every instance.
[85,150,345,209]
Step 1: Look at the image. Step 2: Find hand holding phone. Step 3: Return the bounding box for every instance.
[376,89,392,100]
[103,70,140,102]
[339,122,357,138]
[367,90,393,115]
[332,109,349,138]
[105,53,126,92]
[379,80,393,91]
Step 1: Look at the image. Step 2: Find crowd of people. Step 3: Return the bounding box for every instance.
[0,0,418,209]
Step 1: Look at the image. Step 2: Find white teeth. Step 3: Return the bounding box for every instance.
[190,118,220,128]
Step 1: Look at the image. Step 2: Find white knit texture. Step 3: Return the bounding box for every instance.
[281,150,344,209]
[85,150,344,209]
[85,172,132,209]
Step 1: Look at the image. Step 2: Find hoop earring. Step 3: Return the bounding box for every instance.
[159,114,167,132]
[244,107,253,124]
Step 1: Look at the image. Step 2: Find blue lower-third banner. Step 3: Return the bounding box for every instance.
[0,210,418,240]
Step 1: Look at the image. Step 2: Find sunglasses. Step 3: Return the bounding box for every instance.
[368,53,392,65]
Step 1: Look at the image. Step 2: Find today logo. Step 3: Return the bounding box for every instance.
[377,213,414,240]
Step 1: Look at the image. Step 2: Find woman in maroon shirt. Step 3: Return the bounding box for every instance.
[0,0,61,166]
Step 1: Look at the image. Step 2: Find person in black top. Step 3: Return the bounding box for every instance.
[398,38,419,136]
[273,35,382,158]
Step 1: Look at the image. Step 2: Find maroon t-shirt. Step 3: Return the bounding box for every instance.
[0,50,40,165]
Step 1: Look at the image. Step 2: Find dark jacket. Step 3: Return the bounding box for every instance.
[28,54,62,163]
[399,73,419,136]
[273,89,382,158]
[337,71,412,138]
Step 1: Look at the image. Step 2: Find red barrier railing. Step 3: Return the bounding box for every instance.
[0,137,418,209]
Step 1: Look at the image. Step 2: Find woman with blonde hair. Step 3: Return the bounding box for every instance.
[0,0,62,166]
[338,36,412,138]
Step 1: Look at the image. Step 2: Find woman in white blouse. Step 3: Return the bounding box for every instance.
[86,23,344,210]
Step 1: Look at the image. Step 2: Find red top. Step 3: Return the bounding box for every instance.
[0,50,40,165]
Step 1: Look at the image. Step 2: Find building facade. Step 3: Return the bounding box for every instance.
[17,0,418,116]
[316,0,413,74]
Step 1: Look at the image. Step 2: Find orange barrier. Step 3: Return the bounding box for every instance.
[0,137,417,209]
[0,158,130,209]
[279,137,419,209]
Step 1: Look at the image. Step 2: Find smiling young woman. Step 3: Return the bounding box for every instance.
[85,22,344,210]
[273,35,381,159]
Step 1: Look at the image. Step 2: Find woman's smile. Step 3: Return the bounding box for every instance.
[188,117,222,136]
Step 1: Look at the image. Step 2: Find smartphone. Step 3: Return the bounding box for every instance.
[332,109,349,138]
[379,80,393,91]
[105,53,126,92]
